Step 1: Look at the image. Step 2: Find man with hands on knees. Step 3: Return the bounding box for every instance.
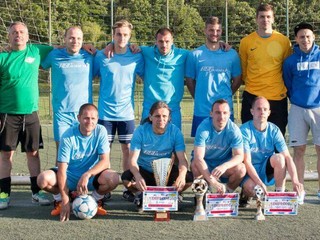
[240,97,304,206]
[191,99,246,194]
[37,104,119,221]
[121,101,193,208]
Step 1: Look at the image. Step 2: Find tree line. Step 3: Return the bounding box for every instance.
[0,0,319,50]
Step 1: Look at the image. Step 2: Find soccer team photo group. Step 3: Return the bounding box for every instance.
[0,1,319,239]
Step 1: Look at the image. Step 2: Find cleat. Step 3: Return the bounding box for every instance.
[239,189,251,208]
[96,200,107,216]
[133,192,143,212]
[0,192,10,210]
[122,190,135,202]
[101,192,111,205]
[51,200,61,216]
[69,191,78,202]
[32,191,51,206]
[178,193,184,203]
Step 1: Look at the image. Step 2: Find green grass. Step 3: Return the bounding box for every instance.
[0,183,319,240]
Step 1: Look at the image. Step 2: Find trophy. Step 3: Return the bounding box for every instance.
[191,178,208,221]
[152,157,174,221]
[254,185,265,221]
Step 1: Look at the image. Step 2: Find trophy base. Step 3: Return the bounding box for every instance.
[154,211,170,222]
[193,213,208,221]
[255,213,265,221]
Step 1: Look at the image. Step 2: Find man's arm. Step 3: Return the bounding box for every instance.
[193,146,224,193]
[77,153,110,195]
[212,148,244,179]
[231,75,242,94]
[243,152,267,194]
[57,162,70,222]
[174,151,188,192]
[186,77,195,98]
[282,150,304,195]
[238,40,248,83]
[128,150,147,192]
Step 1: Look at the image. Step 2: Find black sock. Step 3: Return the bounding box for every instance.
[30,176,41,195]
[0,177,11,196]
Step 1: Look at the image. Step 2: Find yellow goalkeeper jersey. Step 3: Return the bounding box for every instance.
[239,31,292,100]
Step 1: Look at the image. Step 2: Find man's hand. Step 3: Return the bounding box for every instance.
[211,165,227,179]
[60,197,70,222]
[129,44,141,54]
[219,41,232,51]
[293,181,304,196]
[82,43,96,55]
[77,173,90,195]
[173,174,186,192]
[135,175,147,192]
[104,43,114,58]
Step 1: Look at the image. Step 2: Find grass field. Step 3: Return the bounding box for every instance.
[0,182,319,240]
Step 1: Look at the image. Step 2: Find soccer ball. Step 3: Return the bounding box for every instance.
[72,195,97,220]
[191,178,208,194]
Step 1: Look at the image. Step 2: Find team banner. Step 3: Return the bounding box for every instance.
[205,193,239,217]
[142,186,178,212]
[264,192,298,215]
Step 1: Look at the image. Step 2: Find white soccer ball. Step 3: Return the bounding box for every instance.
[191,178,208,194]
[72,195,98,220]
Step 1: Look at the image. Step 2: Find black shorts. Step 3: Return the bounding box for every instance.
[121,165,193,186]
[241,91,288,135]
[0,112,44,152]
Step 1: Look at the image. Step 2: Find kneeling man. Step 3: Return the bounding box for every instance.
[240,97,303,203]
[37,103,119,221]
[191,99,246,193]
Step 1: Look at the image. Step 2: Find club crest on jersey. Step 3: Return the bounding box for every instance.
[25,57,35,63]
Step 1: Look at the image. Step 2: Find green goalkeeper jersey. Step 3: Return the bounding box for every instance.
[0,44,53,114]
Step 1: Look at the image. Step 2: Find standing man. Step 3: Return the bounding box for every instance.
[0,22,53,209]
[140,27,189,129]
[41,26,96,156]
[94,20,144,202]
[283,22,320,200]
[240,97,303,204]
[186,16,242,137]
[190,99,245,194]
[37,104,119,221]
[239,3,292,135]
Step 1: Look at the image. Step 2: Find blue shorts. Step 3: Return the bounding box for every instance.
[51,167,100,191]
[53,112,78,142]
[241,156,275,187]
[98,119,135,144]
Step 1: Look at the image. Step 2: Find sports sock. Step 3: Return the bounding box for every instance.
[0,177,11,196]
[30,176,41,195]
[53,193,61,201]
[275,187,284,192]
[92,190,104,201]
[226,186,234,193]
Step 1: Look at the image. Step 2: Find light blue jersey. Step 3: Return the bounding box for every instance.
[240,120,287,171]
[141,45,189,128]
[194,118,243,171]
[41,48,94,113]
[58,124,110,183]
[186,45,241,117]
[130,122,185,173]
[94,49,144,121]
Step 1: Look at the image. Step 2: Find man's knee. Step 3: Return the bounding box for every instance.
[271,154,285,169]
